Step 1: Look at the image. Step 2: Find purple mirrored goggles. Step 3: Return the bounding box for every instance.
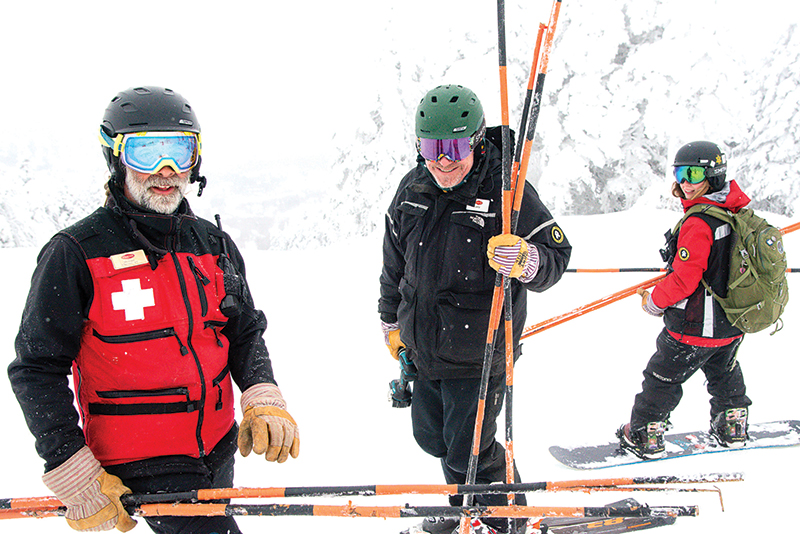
[417,136,475,162]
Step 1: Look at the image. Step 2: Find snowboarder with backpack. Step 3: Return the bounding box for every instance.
[618,140,754,460]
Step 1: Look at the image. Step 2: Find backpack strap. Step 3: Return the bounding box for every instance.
[675,204,753,303]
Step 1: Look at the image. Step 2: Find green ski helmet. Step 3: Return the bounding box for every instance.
[415,85,486,141]
[99,86,207,195]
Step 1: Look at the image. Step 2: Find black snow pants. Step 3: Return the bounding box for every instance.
[411,373,525,532]
[105,426,242,534]
[630,328,751,430]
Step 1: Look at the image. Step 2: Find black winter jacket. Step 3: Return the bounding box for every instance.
[379,127,572,379]
[8,187,276,471]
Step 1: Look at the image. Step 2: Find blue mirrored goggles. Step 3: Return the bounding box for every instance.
[100,129,200,174]
[417,136,475,162]
[673,165,708,184]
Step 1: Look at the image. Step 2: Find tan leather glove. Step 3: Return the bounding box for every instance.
[487,234,539,281]
[42,446,136,532]
[637,287,665,317]
[384,327,405,361]
[238,383,300,463]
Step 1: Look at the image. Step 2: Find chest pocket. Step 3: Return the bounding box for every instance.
[396,200,431,267]
[444,211,498,291]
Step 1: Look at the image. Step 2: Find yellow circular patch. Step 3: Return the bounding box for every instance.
[551,226,565,244]
[678,247,690,261]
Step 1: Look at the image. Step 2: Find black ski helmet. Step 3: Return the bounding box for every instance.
[673,140,727,192]
[100,86,206,194]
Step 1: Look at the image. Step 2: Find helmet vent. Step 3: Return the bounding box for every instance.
[461,111,469,118]
[450,96,459,103]
[133,87,152,95]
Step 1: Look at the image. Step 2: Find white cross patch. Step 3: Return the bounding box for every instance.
[111,279,155,321]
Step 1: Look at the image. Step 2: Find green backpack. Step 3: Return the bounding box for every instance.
[676,204,789,334]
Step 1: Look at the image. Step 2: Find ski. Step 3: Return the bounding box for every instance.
[537,514,676,534]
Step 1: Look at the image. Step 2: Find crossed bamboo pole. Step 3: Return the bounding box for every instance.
[1,502,699,521]
[1,472,738,520]
[465,5,562,534]
[460,2,517,531]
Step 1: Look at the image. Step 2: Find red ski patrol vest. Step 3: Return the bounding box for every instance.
[74,248,235,466]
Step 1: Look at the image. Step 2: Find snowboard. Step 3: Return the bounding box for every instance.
[549,420,800,470]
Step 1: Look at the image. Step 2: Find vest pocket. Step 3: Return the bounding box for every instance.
[93,327,189,356]
[89,387,197,415]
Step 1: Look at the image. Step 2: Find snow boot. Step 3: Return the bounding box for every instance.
[710,407,748,448]
[617,421,666,459]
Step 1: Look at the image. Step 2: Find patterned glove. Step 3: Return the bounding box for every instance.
[487,234,540,282]
[381,321,405,361]
[238,383,300,463]
[637,288,666,317]
[42,446,136,532]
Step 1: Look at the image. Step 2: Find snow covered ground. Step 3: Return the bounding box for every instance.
[1,207,798,533]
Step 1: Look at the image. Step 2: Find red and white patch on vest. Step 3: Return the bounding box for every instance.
[111,278,155,321]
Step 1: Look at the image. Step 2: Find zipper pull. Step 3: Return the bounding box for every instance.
[172,332,189,355]
[187,256,210,285]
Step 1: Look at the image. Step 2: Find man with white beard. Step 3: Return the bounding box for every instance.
[9,86,300,534]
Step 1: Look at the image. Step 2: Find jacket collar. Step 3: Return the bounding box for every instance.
[681,180,751,214]
[106,183,197,264]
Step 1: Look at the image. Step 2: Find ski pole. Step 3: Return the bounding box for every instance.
[134,502,699,520]
[466,4,563,533]
[780,220,800,235]
[0,501,699,521]
[521,273,665,339]
[0,471,742,515]
[502,5,562,529]
[461,2,514,531]
[499,22,547,519]
[502,21,548,533]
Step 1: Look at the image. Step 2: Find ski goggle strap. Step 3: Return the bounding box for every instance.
[673,165,707,184]
[100,129,201,174]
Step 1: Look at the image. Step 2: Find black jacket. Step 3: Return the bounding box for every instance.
[379,127,572,379]
[8,186,276,471]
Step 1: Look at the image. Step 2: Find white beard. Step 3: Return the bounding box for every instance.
[124,168,190,214]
